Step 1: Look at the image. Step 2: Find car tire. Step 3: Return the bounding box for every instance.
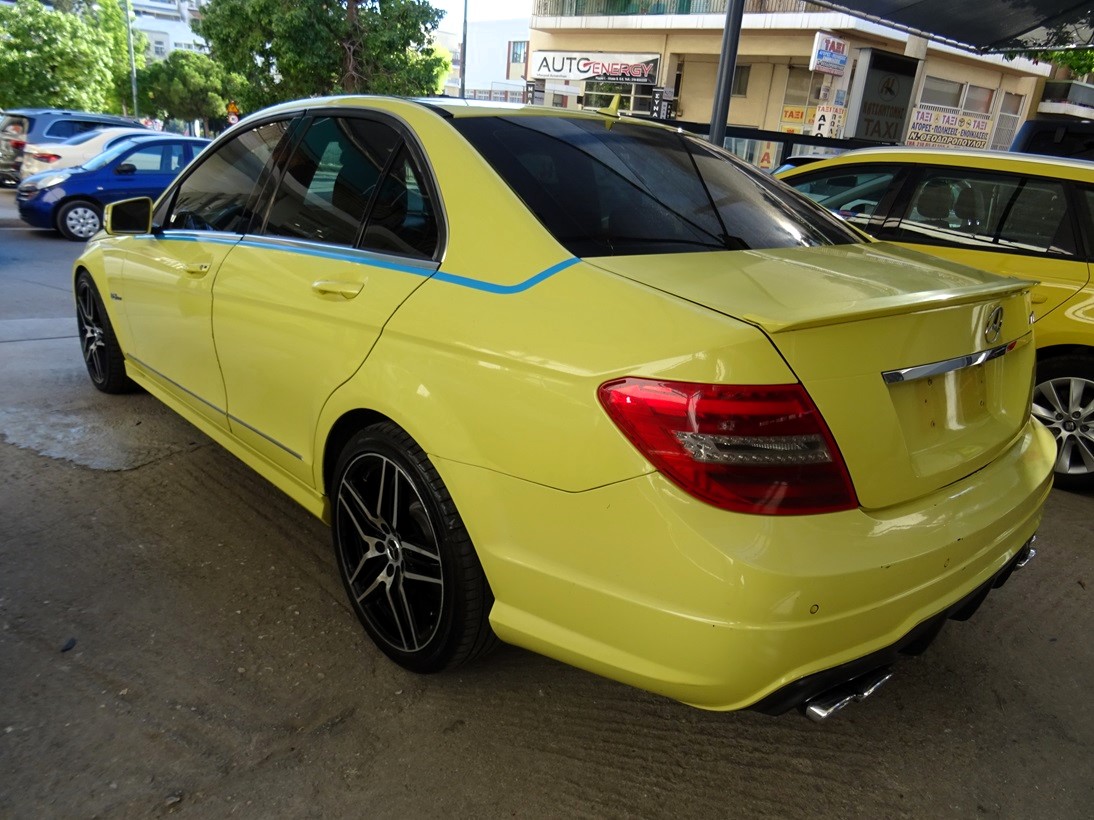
[331,421,498,672]
[1033,353,1094,491]
[57,199,103,241]
[75,271,137,394]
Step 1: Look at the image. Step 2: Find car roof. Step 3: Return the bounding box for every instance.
[780,145,1094,180]
[242,94,643,128]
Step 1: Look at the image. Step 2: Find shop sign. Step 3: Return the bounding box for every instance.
[811,104,846,138]
[905,107,993,149]
[858,74,911,140]
[809,32,848,76]
[531,51,660,84]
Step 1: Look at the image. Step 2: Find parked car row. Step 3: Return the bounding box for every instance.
[69,96,1056,720]
[1,108,147,186]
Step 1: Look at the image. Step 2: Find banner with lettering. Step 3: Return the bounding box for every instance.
[531,52,661,85]
[906,107,993,149]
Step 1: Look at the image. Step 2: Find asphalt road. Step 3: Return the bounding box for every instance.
[1,188,1092,818]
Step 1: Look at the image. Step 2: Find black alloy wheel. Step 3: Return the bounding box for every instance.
[1032,354,1094,491]
[332,422,497,672]
[75,271,136,394]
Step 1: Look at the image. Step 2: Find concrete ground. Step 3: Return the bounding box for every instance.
[1,189,1092,818]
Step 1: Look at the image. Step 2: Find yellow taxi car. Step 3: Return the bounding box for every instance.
[778,148,1094,490]
[73,98,1055,719]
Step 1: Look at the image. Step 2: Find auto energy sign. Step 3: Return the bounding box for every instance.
[531,51,660,84]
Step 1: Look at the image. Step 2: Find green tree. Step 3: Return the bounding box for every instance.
[93,0,149,116]
[141,50,248,134]
[195,0,446,110]
[0,0,115,110]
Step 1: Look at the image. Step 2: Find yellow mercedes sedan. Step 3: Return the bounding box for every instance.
[778,148,1094,491]
[73,97,1055,720]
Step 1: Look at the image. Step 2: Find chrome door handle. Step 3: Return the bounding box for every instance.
[312,280,363,299]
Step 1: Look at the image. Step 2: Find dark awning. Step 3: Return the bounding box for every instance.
[806,1,1094,53]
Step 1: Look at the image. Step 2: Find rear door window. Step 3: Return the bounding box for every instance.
[358,146,439,259]
[881,168,1078,258]
[263,116,401,247]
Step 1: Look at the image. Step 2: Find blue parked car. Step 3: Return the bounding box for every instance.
[16,134,208,240]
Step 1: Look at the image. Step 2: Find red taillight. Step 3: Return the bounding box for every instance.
[11,139,26,151]
[32,152,61,163]
[598,378,858,515]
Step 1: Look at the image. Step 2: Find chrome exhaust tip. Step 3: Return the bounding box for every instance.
[1016,536,1037,568]
[804,668,893,722]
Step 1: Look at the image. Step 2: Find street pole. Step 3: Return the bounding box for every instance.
[123,0,139,118]
[708,0,745,149]
[459,0,468,98]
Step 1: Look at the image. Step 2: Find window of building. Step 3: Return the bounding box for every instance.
[920,76,963,107]
[780,67,825,133]
[264,116,402,248]
[584,81,654,114]
[990,91,1025,150]
[154,40,167,57]
[731,65,750,97]
[511,41,528,64]
[920,76,995,114]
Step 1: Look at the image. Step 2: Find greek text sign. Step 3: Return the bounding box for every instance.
[810,33,848,76]
[905,107,993,149]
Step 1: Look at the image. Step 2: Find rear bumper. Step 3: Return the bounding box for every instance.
[751,537,1036,715]
[437,418,1055,711]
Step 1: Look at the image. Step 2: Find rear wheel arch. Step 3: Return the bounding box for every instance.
[322,408,390,498]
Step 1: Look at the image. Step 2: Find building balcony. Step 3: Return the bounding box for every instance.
[1037,79,1094,117]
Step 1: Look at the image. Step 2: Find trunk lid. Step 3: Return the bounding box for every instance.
[587,243,1036,510]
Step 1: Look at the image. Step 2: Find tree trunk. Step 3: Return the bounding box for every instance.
[343,0,359,93]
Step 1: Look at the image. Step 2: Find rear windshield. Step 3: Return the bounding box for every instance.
[1,115,31,138]
[451,115,861,257]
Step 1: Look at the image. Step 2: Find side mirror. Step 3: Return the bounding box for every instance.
[115,163,137,175]
[104,197,153,235]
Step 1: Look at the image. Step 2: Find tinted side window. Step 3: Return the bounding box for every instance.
[264,116,400,247]
[168,120,290,232]
[119,143,186,174]
[887,169,1077,258]
[359,146,438,259]
[44,120,100,139]
[785,166,897,229]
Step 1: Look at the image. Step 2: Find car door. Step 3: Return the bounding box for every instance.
[117,120,294,429]
[211,113,442,484]
[98,140,186,203]
[874,166,1090,322]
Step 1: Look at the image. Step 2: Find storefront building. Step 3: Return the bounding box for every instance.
[529,0,1048,162]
